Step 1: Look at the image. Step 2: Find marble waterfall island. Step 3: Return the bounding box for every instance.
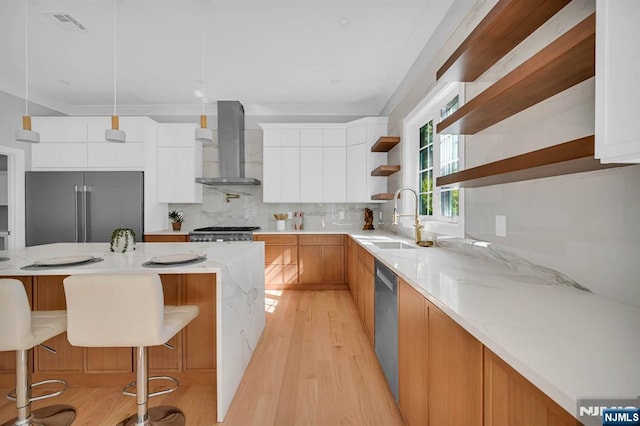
[0,241,265,422]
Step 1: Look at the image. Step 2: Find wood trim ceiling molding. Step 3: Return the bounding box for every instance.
[437,13,595,135]
[437,0,571,82]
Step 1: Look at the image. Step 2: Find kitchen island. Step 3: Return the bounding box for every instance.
[0,241,265,422]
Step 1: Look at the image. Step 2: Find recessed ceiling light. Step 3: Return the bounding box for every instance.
[338,17,351,26]
[194,90,204,98]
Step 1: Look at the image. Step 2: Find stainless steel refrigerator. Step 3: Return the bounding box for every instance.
[26,171,144,246]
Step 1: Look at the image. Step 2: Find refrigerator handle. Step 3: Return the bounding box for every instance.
[82,185,89,243]
[74,185,80,243]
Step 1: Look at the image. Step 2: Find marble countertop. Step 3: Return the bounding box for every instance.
[0,241,264,275]
[348,231,640,418]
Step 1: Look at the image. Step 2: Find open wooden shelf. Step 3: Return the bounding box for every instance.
[437,0,570,82]
[437,13,595,135]
[371,165,401,177]
[371,137,400,152]
[371,193,396,201]
[435,136,627,188]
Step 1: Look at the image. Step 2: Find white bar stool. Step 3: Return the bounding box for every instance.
[0,278,75,426]
[62,273,199,426]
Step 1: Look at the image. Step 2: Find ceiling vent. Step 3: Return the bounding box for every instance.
[42,12,87,31]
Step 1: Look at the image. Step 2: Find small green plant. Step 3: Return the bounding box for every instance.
[110,228,136,253]
[168,210,184,223]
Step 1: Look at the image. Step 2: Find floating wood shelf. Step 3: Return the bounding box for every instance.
[435,136,627,188]
[371,165,401,177]
[437,0,570,82]
[371,137,400,152]
[371,193,396,201]
[437,13,595,135]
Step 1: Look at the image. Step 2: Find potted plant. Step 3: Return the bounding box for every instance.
[168,210,184,231]
[110,228,136,253]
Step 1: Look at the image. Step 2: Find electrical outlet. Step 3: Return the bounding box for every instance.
[339,211,345,220]
[495,215,507,237]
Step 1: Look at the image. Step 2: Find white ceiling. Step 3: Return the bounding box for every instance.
[0,0,458,118]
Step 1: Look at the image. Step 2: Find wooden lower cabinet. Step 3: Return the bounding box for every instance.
[398,278,428,426]
[346,237,358,302]
[143,234,189,242]
[255,234,346,289]
[484,348,580,426]
[428,302,483,426]
[0,273,216,388]
[356,250,375,344]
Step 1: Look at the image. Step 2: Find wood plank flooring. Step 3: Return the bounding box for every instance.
[0,290,404,425]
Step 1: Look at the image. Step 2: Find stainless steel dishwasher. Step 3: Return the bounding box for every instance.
[374,259,398,402]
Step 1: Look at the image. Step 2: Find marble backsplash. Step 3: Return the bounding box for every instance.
[170,129,382,232]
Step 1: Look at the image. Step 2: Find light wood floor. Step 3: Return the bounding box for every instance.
[1,290,404,425]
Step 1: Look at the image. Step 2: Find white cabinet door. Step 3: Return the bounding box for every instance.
[262,128,282,147]
[32,117,86,142]
[157,124,197,147]
[157,146,202,203]
[301,128,324,147]
[347,124,367,146]
[87,143,144,168]
[324,128,346,147]
[282,129,301,147]
[347,143,367,202]
[262,147,282,202]
[300,147,323,202]
[281,147,301,202]
[324,147,346,202]
[32,143,88,168]
[595,0,640,163]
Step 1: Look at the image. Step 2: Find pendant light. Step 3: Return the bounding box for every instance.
[195,9,213,143]
[15,0,40,143]
[105,0,125,143]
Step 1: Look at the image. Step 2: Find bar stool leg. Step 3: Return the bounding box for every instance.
[3,350,75,426]
[15,350,32,425]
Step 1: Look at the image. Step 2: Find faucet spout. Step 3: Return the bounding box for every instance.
[392,187,424,244]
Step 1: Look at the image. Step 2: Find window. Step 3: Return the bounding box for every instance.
[402,82,464,237]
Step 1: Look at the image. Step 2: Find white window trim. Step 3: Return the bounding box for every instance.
[401,80,465,238]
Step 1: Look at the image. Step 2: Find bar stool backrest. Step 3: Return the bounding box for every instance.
[0,279,32,351]
[63,273,166,347]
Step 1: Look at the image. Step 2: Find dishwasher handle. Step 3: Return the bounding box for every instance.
[376,268,395,293]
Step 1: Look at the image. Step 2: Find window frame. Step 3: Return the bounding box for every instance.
[401,81,465,237]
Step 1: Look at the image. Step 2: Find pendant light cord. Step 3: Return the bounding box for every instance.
[24,0,29,117]
[201,8,205,116]
[113,0,118,116]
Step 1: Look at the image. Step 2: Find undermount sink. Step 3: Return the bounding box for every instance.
[372,241,417,250]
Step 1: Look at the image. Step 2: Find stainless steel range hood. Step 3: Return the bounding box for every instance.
[196,101,261,186]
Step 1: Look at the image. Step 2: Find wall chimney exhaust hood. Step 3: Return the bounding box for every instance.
[196,101,261,186]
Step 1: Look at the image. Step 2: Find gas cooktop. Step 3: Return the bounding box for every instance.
[192,226,260,233]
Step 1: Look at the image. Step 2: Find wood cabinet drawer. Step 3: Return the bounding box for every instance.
[299,234,344,246]
[144,234,189,243]
[357,245,374,273]
[254,234,298,245]
[265,245,298,265]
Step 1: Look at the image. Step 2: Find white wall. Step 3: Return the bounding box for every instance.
[384,0,640,306]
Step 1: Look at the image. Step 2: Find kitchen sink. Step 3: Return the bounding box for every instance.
[372,241,417,250]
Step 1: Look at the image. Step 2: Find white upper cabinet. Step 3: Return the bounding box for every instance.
[324,128,347,147]
[595,0,640,163]
[31,117,146,170]
[301,128,324,147]
[260,118,388,203]
[32,117,87,142]
[156,124,202,203]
